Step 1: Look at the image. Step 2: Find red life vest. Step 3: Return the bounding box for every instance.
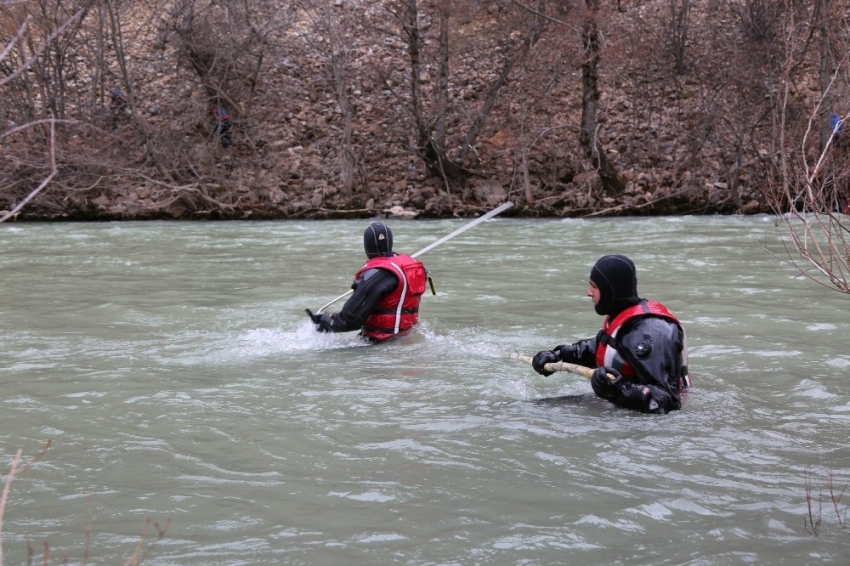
[209,107,230,122]
[595,300,691,389]
[356,254,426,341]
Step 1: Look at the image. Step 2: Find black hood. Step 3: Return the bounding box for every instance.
[590,254,641,317]
[364,222,393,258]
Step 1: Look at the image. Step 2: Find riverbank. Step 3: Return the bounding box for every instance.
[2,1,790,222]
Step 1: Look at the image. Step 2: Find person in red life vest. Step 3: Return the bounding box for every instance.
[109,88,128,130]
[208,106,232,148]
[531,254,690,413]
[306,222,428,342]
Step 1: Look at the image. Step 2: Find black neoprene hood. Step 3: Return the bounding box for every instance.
[589,254,641,316]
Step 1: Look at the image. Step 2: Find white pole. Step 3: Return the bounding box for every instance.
[316,201,514,312]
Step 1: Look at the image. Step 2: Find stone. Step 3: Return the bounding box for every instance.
[472,181,508,207]
[384,205,417,219]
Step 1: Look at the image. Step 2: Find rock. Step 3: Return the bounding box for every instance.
[384,205,417,219]
[166,203,188,218]
[472,181,508,207]
[91,195,110,207]
[740,200,762,215]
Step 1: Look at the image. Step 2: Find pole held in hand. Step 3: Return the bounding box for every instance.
[315,201,514,312]
[510,353,616,381]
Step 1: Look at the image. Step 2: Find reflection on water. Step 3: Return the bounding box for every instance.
[1,216,850,564]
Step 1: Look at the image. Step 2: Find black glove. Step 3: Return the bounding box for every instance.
[553,344,579,363]
[532,350,560,376]
[591,366,623,400]
[305,308,335,333]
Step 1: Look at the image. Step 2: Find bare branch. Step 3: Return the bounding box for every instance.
[0,118,58,223]
[0,440,52,564]
[0,8,86,88]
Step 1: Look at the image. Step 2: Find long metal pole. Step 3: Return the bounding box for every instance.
[316,201,514,312]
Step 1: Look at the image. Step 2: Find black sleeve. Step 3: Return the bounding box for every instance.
[605,317,684,413]
[555,336,599,367]
[329,268,398,332]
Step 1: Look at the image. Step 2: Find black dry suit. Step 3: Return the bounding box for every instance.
[538,254,689,414]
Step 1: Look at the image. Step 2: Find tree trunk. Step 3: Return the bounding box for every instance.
[323,0,358,194]
[579,0,625,197]
[434,0,449,151]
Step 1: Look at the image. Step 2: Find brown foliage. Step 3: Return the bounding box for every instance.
[0,0,848,222]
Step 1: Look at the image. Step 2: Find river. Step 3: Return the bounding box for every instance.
[1,215,848,565]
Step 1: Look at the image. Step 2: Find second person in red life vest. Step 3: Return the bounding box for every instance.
[531,254,690,413]
[307,222,428,342]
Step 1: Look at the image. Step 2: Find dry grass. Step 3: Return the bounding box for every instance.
[0,441,170,566]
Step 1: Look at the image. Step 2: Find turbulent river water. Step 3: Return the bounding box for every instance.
[1,215,849,565]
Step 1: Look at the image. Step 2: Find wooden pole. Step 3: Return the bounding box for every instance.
[510,353,615,381]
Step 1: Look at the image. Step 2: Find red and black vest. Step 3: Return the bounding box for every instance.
[356,254,426,341]
[595,300,691,389]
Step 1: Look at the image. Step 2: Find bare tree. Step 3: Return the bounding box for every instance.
[377,0,549,194]
[762,0,850,294]
[170,0,273,143]
[455,1,545,164]
[0,1,86,223]
[384,0,463,187]
[664,0,690,74]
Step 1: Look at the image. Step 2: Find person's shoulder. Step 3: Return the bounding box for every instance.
[624,314,680,336]
[359,265,399,280]
[396,253,423,264]
[358,267,382,279]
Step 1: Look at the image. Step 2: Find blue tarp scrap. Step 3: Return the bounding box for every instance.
[829,112,844,134]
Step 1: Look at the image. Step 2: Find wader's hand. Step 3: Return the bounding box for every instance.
[305,309,334,333]
[531,350,560,376]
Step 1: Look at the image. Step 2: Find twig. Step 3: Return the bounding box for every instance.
[123,517,171,566]
[0,440,52,565]
[804,466,822,536]
[83,496,93,566]
[827,471,847,528]
[0,449,23,565]
[0,16,29,69]
[0,8,86,88]
[581,186,697,218]
[0,118,57,224]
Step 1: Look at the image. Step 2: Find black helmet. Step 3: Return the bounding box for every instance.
[363,222,393,258]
